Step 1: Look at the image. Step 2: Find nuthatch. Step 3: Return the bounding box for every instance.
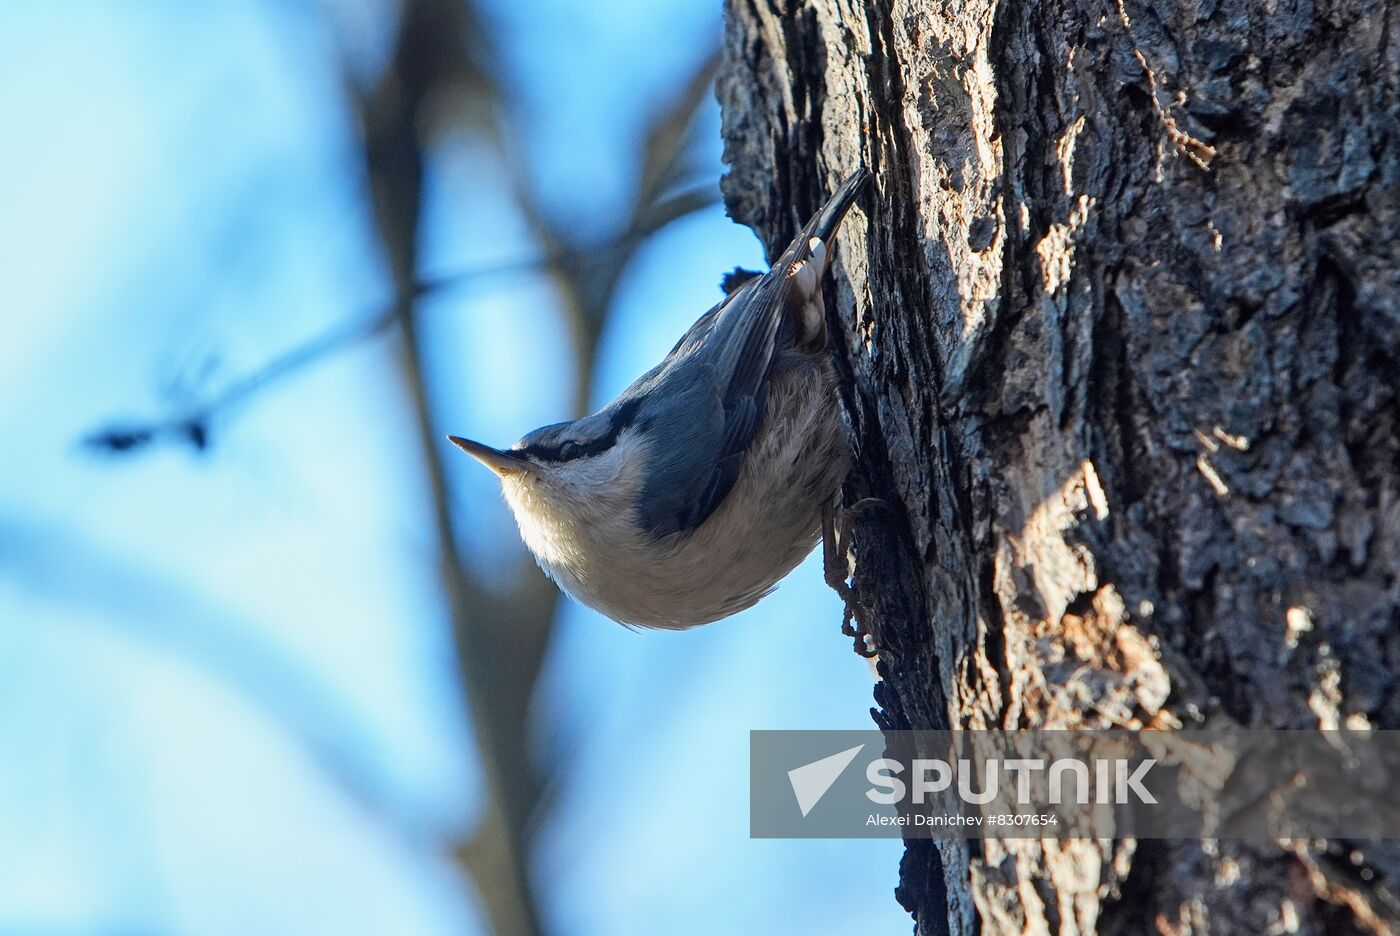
[449,169,870,638]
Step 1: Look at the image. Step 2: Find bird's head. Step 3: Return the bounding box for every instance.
[450,398,639,487]
[449,411,624,483]
[448,410,644,562]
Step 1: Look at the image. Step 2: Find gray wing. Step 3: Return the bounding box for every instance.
[625,169,869,539]
[628,269,790,538]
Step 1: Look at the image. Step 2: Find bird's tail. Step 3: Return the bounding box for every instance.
[804,167,870,247]
[771,168,870,275]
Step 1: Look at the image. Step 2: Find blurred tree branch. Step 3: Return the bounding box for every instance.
[502,51,719,412]
[83,55,717,455]
[81,2,720,933]
[363,10,719,927]
[80,214,710,457]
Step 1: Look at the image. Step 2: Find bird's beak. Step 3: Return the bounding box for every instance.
[447,435,527,477]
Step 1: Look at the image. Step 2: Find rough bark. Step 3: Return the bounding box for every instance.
[718,0,1400,931]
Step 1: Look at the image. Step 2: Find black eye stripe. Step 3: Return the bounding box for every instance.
[521,397,643,463]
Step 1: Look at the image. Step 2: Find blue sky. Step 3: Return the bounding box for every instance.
[0,2,908,934]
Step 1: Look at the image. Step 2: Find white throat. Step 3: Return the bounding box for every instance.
[498,431,647,585]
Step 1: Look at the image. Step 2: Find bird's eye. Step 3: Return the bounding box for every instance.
[558,442,580,460]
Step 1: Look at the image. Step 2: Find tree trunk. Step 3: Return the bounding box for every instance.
[718,0,1400,930]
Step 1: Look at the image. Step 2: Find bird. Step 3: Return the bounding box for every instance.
[449,168,869,632]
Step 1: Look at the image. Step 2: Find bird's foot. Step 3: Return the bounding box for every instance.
[823,498,890,659]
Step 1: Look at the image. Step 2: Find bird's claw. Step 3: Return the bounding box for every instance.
[823,499,882,658]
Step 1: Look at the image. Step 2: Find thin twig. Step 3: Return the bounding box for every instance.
[82,202,713,456]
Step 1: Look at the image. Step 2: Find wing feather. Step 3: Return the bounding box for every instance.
[628,171,868,538]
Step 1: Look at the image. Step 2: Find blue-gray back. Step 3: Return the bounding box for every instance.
[524,169,869,539]
[622,272,784,538]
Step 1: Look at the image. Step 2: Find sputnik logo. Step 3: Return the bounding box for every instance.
[787,744,865,817]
